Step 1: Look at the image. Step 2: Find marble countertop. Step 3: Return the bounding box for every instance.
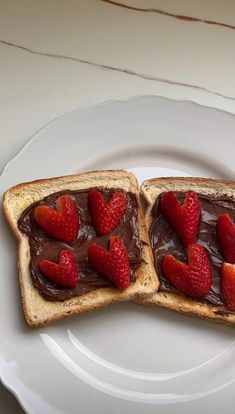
[1,1,235,412]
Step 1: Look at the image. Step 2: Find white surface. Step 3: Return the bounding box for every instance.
[1,96,235,414]
[1,1,235,412]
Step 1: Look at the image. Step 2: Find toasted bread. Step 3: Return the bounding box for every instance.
[3,169,158,327]
[136,177,235,326]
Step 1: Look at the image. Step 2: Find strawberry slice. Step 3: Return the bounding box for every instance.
[88,190,127,235]
[34,194,79,243]
[39,249,78,289]
[217,213,235,263]
[221,262,235,310]
[88,236,130,289]
[161,243,212,297]
[160,191,201,247]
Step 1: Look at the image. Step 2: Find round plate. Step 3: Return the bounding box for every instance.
[1,96,235,414]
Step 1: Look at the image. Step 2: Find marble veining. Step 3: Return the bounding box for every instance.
[101,0,235,31]
[0,40,234,102]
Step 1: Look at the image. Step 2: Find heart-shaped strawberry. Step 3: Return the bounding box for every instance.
[39,249,78,289]
[88,236,131,289]
[217,213,235,263]
[160,191,201,247]
[88,190,127,235]
[34,194,79,243]
[161,243,212,297]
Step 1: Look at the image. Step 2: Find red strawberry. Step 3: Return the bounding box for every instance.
[88,236,130,289]
[217,213,235,263]
[160,191,201,247]
[161,243,212,297]
[88,190,127,235]
[39,249,78,289]
[221,262,235,310]
[34,194,79,243]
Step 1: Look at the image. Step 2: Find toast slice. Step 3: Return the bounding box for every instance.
[3,169,158,327]
[136,177,235,326]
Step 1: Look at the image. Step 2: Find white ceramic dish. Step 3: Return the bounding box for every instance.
[1,96,235,414]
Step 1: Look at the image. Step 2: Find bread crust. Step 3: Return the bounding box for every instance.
[135,177,235,326]
[3,169,158,327]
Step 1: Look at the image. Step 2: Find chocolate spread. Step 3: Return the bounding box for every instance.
[18,189,142,301]
[150,192,235,306]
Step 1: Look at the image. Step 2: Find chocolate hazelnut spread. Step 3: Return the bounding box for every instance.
[150,192,235,306]
[18,189,142,301]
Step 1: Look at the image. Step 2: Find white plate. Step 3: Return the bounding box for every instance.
[1,96,235,414]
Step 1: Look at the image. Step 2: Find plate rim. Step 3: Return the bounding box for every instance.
[1,94,235,181]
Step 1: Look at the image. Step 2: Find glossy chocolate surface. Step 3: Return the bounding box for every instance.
[150,192,235,306]
[18,189,142,301]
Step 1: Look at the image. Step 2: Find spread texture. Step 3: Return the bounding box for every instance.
[18,188,142,301]
[150,192,235,306]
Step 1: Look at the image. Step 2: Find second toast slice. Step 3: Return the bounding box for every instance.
[136,177,235,326]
